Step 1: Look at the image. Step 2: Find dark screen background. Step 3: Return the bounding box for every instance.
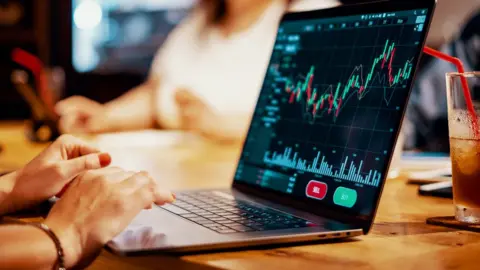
[235,8,429,216]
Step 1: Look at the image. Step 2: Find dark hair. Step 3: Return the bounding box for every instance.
[201,0,227,25]
[202,0,294,26]
[211,0,227,24]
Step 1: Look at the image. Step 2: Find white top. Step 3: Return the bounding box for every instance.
[150,0,340,129]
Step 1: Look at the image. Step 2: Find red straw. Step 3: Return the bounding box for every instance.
[423,46,479,136]
[11,48,56,115]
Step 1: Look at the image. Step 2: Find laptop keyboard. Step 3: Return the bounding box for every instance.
[160,191,318,234]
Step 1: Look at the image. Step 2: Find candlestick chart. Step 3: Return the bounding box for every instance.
[283,39,414,122]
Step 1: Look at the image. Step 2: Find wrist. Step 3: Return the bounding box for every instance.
[101,104,122,132]
[44,218,83,268]
[0,171,18,215]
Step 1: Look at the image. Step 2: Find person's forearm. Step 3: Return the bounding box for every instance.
[205,113,251,143]
[0,225,57,270]
[104,80,157,131]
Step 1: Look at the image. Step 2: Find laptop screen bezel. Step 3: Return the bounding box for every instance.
[232,0,437,233]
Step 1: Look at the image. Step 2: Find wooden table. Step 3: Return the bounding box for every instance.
[1,121,480,270]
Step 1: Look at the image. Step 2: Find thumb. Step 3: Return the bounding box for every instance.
[175,89,199,106]
[61,152,112,178]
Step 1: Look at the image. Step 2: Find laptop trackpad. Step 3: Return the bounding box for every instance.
[109,206,211,251]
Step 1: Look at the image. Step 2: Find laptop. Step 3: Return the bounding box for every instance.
[108,0,436,254]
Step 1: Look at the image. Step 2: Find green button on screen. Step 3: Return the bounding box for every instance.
[333,187,357,208]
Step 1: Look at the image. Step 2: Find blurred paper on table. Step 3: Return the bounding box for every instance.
[402,152,452,184]
[407,168,452,184]
[91,130,197,149]
[87,130,201,172]
[401,152,451,170]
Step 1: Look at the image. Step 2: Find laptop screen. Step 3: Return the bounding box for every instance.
[234,7,430,217]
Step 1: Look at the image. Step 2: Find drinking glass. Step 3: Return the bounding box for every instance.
[446,72,480,223]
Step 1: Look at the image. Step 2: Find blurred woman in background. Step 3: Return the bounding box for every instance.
[56,0,339,142]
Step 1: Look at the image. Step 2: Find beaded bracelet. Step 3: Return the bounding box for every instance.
[30,222,66,270]
[0,218,66,270]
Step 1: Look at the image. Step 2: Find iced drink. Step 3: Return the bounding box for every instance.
[446,72,480,223]
[450,137,480,209]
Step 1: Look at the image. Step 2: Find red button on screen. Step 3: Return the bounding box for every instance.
[306,180,328,200]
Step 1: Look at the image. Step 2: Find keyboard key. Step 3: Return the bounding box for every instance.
[226,210,244,215]
[262,220,279,225]
[203,214,220,219]
[210,217,227,222]
[217,220,236,225]
[211,209,226,213]
[189,217,209,223]
[161,204,190,215]
[220,207,237,211]
[203,223,219,229]
[211,225,230,231]
[218,212,236,217]
[230,216,247,221]
[174,203,189,208]
[203,207,221,212]
[216,229,237,234]
[196,221,216,226]
[228,224,255,232]
[179,213,198,218]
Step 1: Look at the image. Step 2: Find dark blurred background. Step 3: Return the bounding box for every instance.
[1,0,479,119]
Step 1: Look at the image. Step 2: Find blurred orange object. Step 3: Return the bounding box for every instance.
[11,48,56,115]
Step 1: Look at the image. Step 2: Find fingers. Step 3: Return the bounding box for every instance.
[56,96,105,134]
[56,135,101,157]
[58,114,82,134]
[120,172,175,209]
[174,89,198,106]
[175,90,201,131]
[59,115,107,134]
[55,96,77,115]
[55,96,98,115]
[60,152,112,179]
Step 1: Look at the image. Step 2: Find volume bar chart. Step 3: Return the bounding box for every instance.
[263,147,381,187]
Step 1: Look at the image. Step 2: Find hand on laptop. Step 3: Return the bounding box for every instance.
[44,167,175,268]
[0,135,175,269]
[0,134,111,214]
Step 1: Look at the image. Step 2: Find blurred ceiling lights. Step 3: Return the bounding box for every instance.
[73,0,103,30]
